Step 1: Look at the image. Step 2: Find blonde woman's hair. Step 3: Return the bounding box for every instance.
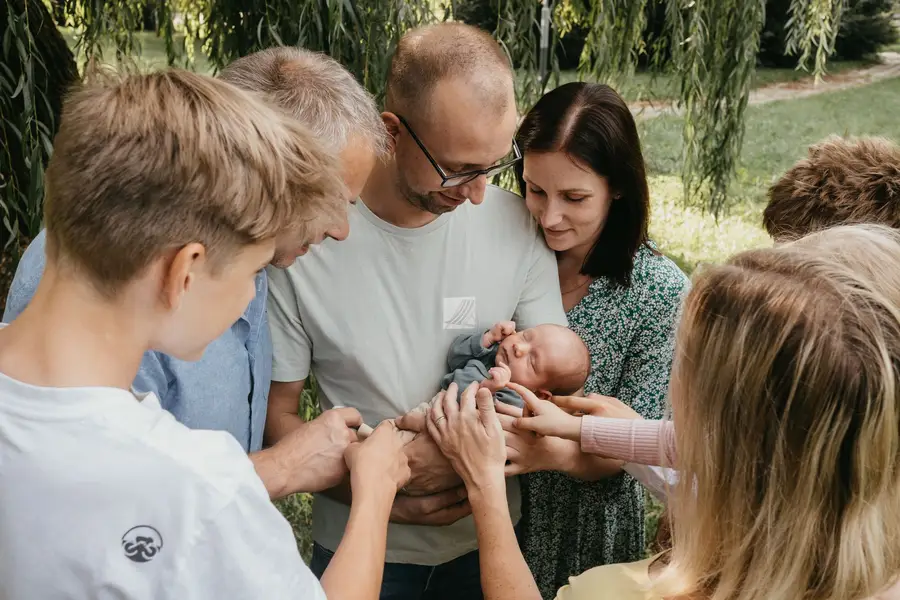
[44,68,346,297]
[658,224,900,600]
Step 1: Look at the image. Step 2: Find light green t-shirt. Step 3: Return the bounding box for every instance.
[267,185,567,565]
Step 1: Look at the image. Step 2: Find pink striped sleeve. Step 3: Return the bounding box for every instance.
[580,417,677,467]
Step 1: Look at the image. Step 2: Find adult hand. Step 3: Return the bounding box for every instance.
[267,407,362,496]
[390,486,472,526]
[482,320,516,348]
[392,389,464,496]
[553,393,642,420]
[494,400,581,477]
[427,382,507,491]
[507,382,582,442]
[401,429,464,496]
[345,421,411,503]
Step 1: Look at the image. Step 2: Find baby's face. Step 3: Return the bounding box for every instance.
[495,324,581,392]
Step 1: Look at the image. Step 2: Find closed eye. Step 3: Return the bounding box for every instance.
[528,186,546,196]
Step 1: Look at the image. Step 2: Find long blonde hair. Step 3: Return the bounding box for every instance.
[658,224,900,600]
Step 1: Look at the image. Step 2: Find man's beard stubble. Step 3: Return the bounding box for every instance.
[396,171,455,216]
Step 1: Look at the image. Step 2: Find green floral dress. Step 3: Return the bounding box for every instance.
[520,243,690,599]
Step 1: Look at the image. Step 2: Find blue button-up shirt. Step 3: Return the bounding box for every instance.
[2,230,271,452]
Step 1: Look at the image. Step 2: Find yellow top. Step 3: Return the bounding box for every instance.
[555,556,662,600]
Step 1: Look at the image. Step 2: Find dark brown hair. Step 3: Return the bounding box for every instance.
[515,82,650,287]
[763,136,900,242]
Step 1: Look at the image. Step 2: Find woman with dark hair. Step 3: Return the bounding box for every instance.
[505,82,689,597]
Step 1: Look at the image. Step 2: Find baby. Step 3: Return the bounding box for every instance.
[437,320,590,408]
[357,321,590,439]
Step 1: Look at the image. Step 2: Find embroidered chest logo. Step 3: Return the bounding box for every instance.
[443,297,477,330]
[122,525,164,563]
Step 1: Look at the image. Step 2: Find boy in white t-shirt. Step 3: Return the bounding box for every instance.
[0,69,410,600]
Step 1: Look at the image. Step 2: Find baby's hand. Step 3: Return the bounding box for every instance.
[482,320,516,348]
[395,396,439,436]
[481,364,512,392]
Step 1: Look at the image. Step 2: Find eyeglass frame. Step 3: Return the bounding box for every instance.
[395,114,522,188]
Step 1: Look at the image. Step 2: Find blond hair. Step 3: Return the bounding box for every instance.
[658,224,900,600]
[763,136,900,242]
[44,68,345,297]
[218,47,388,156]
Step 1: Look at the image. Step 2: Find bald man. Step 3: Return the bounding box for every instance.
[266,23,567,600]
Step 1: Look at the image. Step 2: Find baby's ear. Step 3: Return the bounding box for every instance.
[537,389,553,401]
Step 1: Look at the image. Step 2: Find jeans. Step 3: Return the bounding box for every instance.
[309,542,484,600]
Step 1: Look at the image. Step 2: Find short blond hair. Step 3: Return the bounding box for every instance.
[763,136,900,242]
[44,69,345,296]
[659,224,900,600]
[218,47,388,155]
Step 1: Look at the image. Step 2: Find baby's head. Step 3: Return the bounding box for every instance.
[495,324,590,397]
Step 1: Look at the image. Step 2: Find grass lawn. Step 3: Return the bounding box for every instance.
[548,58,876,103]
[643,74,900,272]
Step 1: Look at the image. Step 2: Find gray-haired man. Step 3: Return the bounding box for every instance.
[2,47,384,500]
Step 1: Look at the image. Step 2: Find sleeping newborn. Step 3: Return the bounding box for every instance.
[356,321,590,439]
[437,321,590,408]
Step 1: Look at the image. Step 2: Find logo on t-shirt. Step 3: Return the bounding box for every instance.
[121,525,164,563]
[443,297,477,330]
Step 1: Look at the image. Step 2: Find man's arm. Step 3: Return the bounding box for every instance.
[2,230,47,323]
[256,378,369,500]
[264,379,308,445]
[262,265,369,499]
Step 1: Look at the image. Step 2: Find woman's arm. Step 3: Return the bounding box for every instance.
[581,416,676,466]
[508,386,679,500]
[319,422,411,600]
[468,484,542,600]
[425,382,542,600]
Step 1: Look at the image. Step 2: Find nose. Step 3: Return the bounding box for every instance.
[513,340,530,357]
[456,175,487,205]
[540,197,564,229]
[325,216,350,242]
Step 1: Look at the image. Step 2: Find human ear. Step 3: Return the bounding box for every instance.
[160,243,206,311]
[381,112,401,152]
[537,389,553,401]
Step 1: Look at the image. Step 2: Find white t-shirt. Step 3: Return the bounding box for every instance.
[0,366,324,599]
[267,185,567,565]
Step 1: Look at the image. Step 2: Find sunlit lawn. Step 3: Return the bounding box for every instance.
[644,74,900,273]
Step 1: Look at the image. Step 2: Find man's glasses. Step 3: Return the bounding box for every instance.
[396,115,521,188]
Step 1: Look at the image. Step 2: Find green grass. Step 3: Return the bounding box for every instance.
[62,29,213,74]
[546,59,876,103]
[644,74,900,271]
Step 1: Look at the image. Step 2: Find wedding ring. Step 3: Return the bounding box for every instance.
[434,415,447,424]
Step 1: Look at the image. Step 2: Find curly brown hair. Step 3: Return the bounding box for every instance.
[763,136,900,242]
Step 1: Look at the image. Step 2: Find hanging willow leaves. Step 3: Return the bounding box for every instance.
[665,0,766,216]
[785,0,844,81]
[201,0,442,102]
[0,0,77,252]
[574,0,649,89]
[1,0,852,249]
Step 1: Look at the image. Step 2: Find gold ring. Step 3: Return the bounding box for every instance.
[434,415,447,423]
